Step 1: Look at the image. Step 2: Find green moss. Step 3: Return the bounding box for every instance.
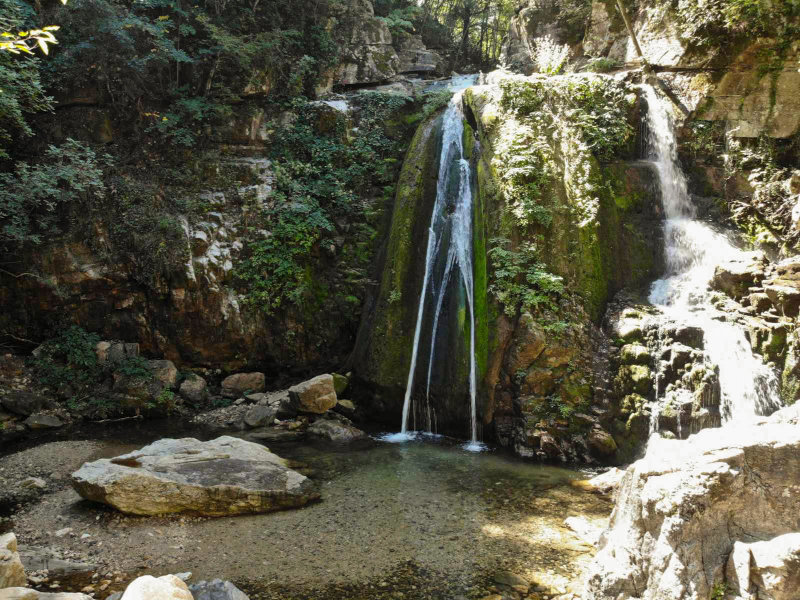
[473,160,489,382]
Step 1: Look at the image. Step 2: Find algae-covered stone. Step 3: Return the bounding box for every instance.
[619,344,651,365]
[587,428,618,458]
[614,365,652,396]
[332,373,349,396]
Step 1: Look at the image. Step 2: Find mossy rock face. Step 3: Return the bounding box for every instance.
[620,344,652,365]
[614,365,653,397]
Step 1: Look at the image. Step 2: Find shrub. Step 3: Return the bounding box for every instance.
[533,35,570,75]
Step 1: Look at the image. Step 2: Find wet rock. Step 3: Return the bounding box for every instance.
[0,533,26,589]
[17,551,94,575]
[247,429,306,444]
[179,375,207,403]
[189,579,249,600]
[575,467,625,497]
[749,292,773,313]
[1,392,52,417]
[289,375,337,414]
[221,373,265,399]
[243,405,276,429]
[121,575,192,600]
[23,414,63,429]
[585,405,800,600]
[506,313,546,373]
[148,360,178,388]
[711,251,767,299]
[764,278,800,318]
[71,436,319,516]
[307,419,368,443]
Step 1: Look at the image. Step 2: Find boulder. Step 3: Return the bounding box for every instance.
[711,251,767,299]
[0,533,26,589]
[619,344,651,365]
[307,419,368,443]
[334,399,357,418]
[95,341,139,365]
[288,375,337,414]
[726,533,800,600]
[505,313,546,373]
[332,373,349,396]
[189,579,249,600]
[0,591,91,600]
[71,436,319,516]
[121,575,192,600]
[1,392,52,417]
[247,429,305,444]
[587,428,618,458]
[221,373,265,399]
[243,405,276,429]
[179,375,208,403]
[148,360,178,388]
[23,414,63,429]
[585,405,800,600]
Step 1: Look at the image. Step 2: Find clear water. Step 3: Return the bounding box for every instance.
[400,91,480,444]
[643,85,781,426]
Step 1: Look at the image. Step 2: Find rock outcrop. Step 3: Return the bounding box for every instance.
[71,436,319,516]
[585,405,800,600]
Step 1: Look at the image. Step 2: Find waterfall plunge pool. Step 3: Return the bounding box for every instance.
[3,420,611,599]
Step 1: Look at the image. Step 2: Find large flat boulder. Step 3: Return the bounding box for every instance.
[288,375,337,414]
[0,533,26,589]
[0,591,90,600]
[585,405,800,600]
[71,436,319,517]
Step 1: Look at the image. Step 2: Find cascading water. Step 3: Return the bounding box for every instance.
[643,85,782,428]
[389,89,484,450]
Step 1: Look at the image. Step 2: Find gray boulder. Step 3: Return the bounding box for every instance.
[23,414,63,429]
[243,405,276,429]
[179,375,208,403]
[148,360,178,388]
[71,436,319,516]
[307,419,368,443]
[189,579,249,600]
[0,591,91,600]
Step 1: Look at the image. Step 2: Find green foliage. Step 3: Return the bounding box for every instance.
[421,89,454,119]
[31,325,101,389]
[378,6,421,37]
[585,57,621,73]
[115,355,151,378]
[236,93,411,314]
[710,582,728,600]
[0,139,110,246]
[488,237,564,316]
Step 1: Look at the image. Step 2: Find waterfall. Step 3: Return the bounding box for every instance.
[643,85,782,426]
[395,90,483,448]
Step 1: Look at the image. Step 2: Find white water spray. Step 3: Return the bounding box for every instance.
[397,90,482,448]
[643,85,781,426]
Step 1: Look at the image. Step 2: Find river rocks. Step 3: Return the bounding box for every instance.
[189,579,249,600]
[70,436,319,516]
[334,399,357,418]
[585,405,800,600]
[179,375,207,404]
[587,428,618,458]
[243,405,276,429]
[288,375,337,414]
[0,533,26,589]
[221,373,265,399]
[1,392,52,417]
[307,418,368,443]
[120,575,192,600]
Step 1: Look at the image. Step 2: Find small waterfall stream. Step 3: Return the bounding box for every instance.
[643,85,782,427]
[395,89,483,449]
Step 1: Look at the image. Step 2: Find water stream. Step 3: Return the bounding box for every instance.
[396,88,482,449]
[642,85,782,429]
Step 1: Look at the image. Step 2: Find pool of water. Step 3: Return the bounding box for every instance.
[6,424,611,599]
